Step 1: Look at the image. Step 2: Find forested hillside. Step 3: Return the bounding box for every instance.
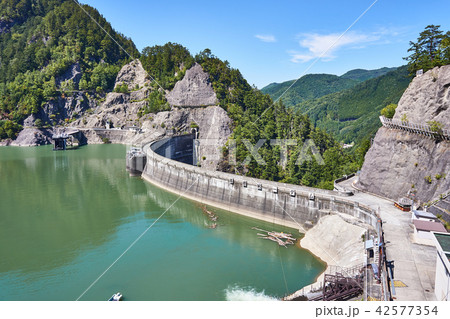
[296,66,411,144]
[0,0,138,139]
[261,66,398,107]
[189,51,362,189]
[0,0,363,190]
[261,66,408,146]
[261,74,358,107]
[340,67,397,82]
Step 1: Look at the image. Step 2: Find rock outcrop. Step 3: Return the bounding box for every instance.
[3,59,233,170]
[17,90,96,147]
[74,90,147,129]
[358,66,450,203]
[75,60,232,170]
[114,59,150,91]
[9,128,53,146]
[56,63,82,89]
[166,63,217,107]
[23,92,96,129]
[393,65,450,124]
[137,105,232,170]
[74,60,150,129]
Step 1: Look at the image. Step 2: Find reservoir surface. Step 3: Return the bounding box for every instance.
[0,144,325,301]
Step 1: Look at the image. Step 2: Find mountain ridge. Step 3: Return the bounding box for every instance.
[340,67,398,82]
[261,73,358,106]
[297,65,411,144]
[261,65,409,145]
[261,66,399,101]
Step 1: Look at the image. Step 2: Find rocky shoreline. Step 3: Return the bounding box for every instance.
[284,214,366,300]
[0,128,54,147]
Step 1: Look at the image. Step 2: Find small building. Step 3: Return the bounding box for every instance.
[395,197,413,212]
[365,239,375,258]
[126,148,147,176]
[411,209,439,222]
[432,232,450,301]
[413,220,447,245]
[52,132,70,151]
[125,125,141,133]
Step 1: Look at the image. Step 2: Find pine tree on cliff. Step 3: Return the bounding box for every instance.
[404,25,450,75]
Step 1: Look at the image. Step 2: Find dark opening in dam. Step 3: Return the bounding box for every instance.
[150,134,196,165]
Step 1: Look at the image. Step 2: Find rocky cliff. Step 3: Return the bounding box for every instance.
[72,60,150,129]
[166,63,218,107]
[0,128,53,146]
[114,59,150,91]
[137,105,232,170]
[76,60,231,169]
[357,66,450,203]
[393,65,450,124]
[3,59,232,170]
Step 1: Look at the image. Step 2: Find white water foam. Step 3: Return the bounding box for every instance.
[224,285,278,301]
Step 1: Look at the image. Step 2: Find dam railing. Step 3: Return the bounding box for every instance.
[380,116,450,140]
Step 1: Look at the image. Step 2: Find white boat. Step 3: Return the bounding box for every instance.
[108,292,123,301]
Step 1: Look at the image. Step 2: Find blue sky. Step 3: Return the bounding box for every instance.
[81,0,450,88]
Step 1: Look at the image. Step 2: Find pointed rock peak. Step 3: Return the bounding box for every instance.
[115,59,150,91]
[394,65,450,126]
[166,63,218,107]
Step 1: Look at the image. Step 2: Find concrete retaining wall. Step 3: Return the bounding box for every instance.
[334,173,355,196]
[152,134,194,165]
[141,136,379,232]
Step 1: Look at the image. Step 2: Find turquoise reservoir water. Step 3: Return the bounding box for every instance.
[0,144,325,301]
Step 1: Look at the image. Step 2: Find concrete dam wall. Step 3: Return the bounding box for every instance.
[141,135,379,232]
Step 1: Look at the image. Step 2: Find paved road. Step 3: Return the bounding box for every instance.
[338,176,437,301]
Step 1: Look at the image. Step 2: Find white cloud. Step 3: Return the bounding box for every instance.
[255,34,277,43]
[290,31,380,63]
[289,52,316,63]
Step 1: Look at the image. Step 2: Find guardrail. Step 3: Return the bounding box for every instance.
[334,173,355,196]
[380,116,450,140]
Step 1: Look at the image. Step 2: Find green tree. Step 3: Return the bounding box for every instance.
[428,120,443,134]
[380,103,397,119]
[404,25,449,75]
[441,31,450,63]
[34,118,43,128]
[43,77,57,100]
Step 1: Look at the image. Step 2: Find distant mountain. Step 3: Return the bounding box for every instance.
[296,66,411,144]
[340,67,398,82]
[261,67,399,107]
[261,74,358,106]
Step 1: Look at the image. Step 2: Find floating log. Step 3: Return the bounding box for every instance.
[252,227,296,247]
[202,205,219,222]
